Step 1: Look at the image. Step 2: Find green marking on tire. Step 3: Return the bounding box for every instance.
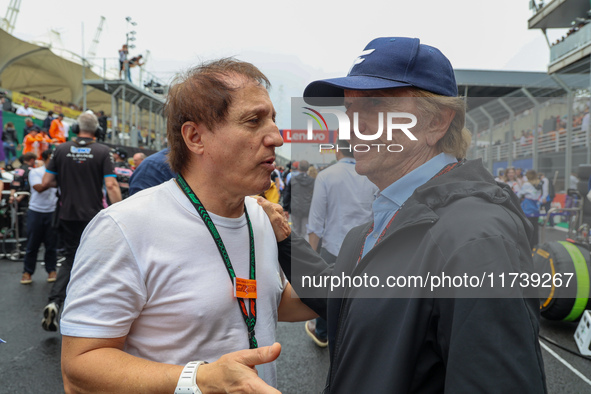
[558,241,590,321]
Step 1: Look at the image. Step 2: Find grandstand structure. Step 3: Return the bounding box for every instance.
[464,70,589,187]
[0,27,167,150]
[464,0,591,192]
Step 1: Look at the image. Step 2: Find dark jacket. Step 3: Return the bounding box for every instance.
[42,116,54,132]
[279,159,546,393]
[128,148,175,196]
[282,172,314,216]
[2,127,17,144]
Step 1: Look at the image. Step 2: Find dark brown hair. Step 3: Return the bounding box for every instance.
[165,58,271,174]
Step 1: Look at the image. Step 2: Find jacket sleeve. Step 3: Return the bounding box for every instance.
[277,233,331,318]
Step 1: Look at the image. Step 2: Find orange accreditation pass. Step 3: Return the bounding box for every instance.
[233,277,257,299]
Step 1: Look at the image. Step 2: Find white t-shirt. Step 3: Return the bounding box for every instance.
[16,106,34,116]
[28,165,58,213]
[60,179,286,386]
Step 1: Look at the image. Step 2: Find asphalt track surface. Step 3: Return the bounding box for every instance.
[0,227,590,393]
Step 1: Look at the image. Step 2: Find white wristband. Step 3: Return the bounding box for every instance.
[175,361,207,394]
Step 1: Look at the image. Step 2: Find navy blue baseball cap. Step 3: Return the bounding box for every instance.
[303,37,458,100]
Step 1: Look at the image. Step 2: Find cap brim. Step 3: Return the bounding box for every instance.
[303,76,412,105]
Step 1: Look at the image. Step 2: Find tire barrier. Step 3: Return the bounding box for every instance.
[533,241,591,321]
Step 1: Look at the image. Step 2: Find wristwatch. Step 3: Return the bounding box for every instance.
[175,361,208,393]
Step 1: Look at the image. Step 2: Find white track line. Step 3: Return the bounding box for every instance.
[539,341,591,386]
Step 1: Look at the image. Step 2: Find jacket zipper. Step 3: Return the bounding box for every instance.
[326,217,436,392]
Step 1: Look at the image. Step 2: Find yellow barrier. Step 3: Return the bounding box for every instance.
[12,92,82,119]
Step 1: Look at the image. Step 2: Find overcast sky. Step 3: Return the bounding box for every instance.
[2,0,568,158]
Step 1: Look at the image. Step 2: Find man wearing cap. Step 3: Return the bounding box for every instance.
[261,37,546,392]
[111,147,134,200]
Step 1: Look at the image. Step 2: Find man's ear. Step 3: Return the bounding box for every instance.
[181,121,209,155]
[425,107,456,147]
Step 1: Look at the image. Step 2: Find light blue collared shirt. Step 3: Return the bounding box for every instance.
[361,152,458,258]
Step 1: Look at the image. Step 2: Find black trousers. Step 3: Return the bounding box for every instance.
[47,219,89,308]
[23,210,57,275]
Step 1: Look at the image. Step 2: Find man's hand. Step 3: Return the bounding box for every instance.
[197,343,282,393]
[257,197,291,242]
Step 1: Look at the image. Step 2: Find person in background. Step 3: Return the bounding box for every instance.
[518,169,542,246]
[23,117,41,138]
[19,149,58,285]
[538,172,555,228]
[2,121,18,167]
[282,160,314,240]
[96,111,108,142]
[128,148,174,196]
[111,147,133,200]
[260,172,280,204]
[38,112,121,332]
[118,44,128,79]
[49,113,66,144]
[23,128,51,159]
[132,152,146,169]
[16,102,34,117]
[127,54,144,82]
[9,152,37,238]
[1,95,13,112]
[494,169,504,183]
[515,168,527,187]
[42,111,54,132]
[502,167,520,194]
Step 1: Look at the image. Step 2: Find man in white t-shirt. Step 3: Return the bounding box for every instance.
[20,149,59,285]
[16,102,34,117]
[60,58,316,394]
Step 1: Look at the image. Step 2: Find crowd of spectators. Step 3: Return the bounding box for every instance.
[0,112,150,291]
[551,22,588,47]
[495,166,560,244]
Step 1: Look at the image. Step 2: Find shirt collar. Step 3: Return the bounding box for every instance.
[338,157,356,164]
[377,152,458,209]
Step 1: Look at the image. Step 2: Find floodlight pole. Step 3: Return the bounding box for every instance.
[551,74,574,188]
[466,114,478,160]
[498,99,515,168]
[479,107,495,173]
[521,88,540,171]
[111,85,123,144]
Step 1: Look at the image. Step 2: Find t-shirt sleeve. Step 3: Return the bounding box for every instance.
[60,212,147,338]
[28,169,42,187]
[103,149,116,177]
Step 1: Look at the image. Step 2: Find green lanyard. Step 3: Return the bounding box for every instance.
[176,174,258,349]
